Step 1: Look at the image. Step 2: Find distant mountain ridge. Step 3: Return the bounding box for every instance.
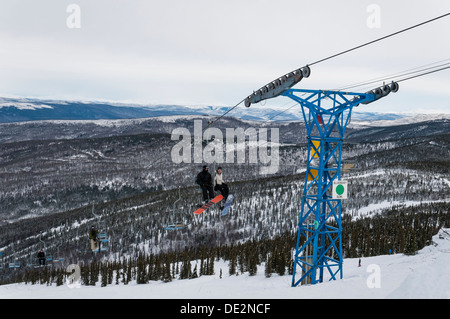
[0,96,431,124]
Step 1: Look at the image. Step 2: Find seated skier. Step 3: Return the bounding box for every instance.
[196,165,214,203]
[214,166,229,209]
[37,249,46,266]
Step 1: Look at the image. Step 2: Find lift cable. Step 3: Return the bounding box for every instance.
[145,13,450,170]
[396,64,450,83]
[335,59,450,92]
[205,97,246,129]
[211,12,450,124]
[251,62,450,127]
[308,12,450,67]
[334,58,450,91]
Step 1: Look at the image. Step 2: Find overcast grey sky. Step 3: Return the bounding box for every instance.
[0,0,449,114]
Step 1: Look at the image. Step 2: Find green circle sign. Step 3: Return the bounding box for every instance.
[336,184,345,196]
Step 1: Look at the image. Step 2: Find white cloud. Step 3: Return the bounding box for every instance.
[0,0,449,113]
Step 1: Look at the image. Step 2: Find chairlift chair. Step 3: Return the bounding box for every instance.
[27,257,40,268]
[52,255,65,263]
[38,233,53,265]
[91,202,110,252]
[52,242,65,263]
[194,177,202,194]
[97,233,109,252]
[166,187,186,230]
[90,232,109,253]
[342,160,357,173]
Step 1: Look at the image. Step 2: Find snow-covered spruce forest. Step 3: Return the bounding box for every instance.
[0,117,449,285]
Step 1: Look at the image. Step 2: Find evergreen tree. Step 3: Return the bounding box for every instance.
[126,259,132,284]
[89,262,99,286]
[179,253,191,280]
[229,251,237,276]
[163,256,172,282]
[404,231,418,256]
[101,264,108,287]
[136,255,147,284]
[265,254,272,278]
[191,264,198,279]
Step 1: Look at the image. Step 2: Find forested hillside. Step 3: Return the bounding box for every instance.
[0,117,449,285]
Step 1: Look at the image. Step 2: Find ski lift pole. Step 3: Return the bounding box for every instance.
[285,84,399,287]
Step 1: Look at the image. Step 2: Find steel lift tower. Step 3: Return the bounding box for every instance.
[284,83,399,286]
[244,67,399,286]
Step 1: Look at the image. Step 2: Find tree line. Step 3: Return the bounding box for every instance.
[3,201,448,286]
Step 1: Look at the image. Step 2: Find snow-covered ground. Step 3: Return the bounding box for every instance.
[1,229,450,299]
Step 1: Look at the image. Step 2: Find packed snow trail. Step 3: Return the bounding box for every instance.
[1,229,450,299]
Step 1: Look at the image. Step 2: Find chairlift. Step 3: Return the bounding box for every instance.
[166,187,186,230]
[342,160,357,173]
[194,177,202,194]
[8,254,20,269]
[91,202,110,253]
[8,261,20,269]
[96,233,109,252]
[25,249,38,268]
[52,242,65,263]
[38,232,54,266]
[92,234,108,252]
[6,245,21,269]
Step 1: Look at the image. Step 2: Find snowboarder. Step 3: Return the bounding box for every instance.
[37,249,46,266]
[89,225,99,251]
[196,165,214,202]
[214,167,229,207]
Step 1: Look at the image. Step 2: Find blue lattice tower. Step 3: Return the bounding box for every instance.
[243,67,399,286]
[284,86,397,286]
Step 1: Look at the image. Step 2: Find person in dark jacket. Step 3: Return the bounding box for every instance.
[196,165,214,202]
[37,249,46,266]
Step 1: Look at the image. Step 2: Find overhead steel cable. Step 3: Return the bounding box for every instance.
[334,59,450,92]
[308,12,450,67]
[396,64,450,82]
[145,12,450,170]
[241,13,450,109]
[205,97,246,129]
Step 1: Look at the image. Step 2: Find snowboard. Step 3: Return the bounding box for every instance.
[193,195,223,215]
[166,223,185,230]
[220,194,234,216]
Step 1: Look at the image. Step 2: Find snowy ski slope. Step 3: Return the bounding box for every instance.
[1,228,449,299]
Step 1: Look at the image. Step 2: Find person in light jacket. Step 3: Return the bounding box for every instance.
[214,167,229,203]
